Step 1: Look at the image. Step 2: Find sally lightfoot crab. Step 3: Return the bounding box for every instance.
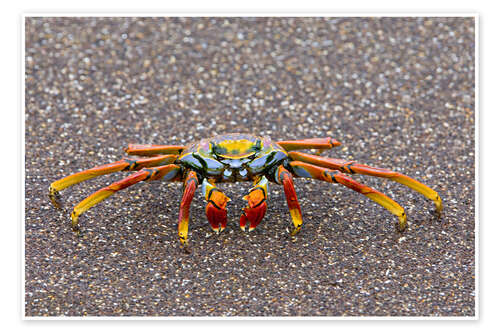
[49,133,442,248]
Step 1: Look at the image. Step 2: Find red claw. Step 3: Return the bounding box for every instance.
[240,188,267,232]
[205,190,229,233]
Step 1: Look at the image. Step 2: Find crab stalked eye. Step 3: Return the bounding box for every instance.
[252,139,262,152]
[211,142,227,156]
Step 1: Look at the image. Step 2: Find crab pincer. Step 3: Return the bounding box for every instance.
[202,179,230,234]
[240,177,269,232]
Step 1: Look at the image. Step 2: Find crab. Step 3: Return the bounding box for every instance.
[49,133,442,249]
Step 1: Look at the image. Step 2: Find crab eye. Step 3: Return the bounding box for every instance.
[211,143,226,155]
[251,139,262,152]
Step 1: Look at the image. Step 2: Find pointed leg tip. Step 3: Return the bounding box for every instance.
[178,235,191,253]
[49,187,63,209]
[287,223,302,236]
[71,223,81,236]
[71,211,81,234]
[287,208,303,236]
[397,214,408,232]
[51,199,63,210]
[433,196,443,218]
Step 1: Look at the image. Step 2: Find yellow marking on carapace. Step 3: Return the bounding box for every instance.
[215,139,260,159]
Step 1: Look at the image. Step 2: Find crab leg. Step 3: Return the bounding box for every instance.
[289,161,408,231]
[70,164,181,233]
[240,176,269,232]
[288,151,442,216]
[124,144,185,156]
[178,171,199,247]
[49,155,178,209]
[275,166,303,236]
[201,179,230,234]
[276,137,341,152]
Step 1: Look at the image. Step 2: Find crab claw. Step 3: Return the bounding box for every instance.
[206,190,230,234]
[240,177,269,232]
[240,198,267,232]
[202,179,230,234]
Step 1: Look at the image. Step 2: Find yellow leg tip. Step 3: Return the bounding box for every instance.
[70,210,80,233]
[49,186,63,209]
[434,195,443,217]
[397,213,408,232]
[178,234,191,253]
[288,209,303,236]
[288,223,302,236]
[179,234,186,242]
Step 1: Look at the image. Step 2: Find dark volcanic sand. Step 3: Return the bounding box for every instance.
[25,17,475,316]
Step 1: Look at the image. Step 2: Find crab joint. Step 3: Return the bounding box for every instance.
[240,177,269,232]
[202,179,230,234]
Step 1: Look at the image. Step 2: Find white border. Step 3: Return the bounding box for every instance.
[19,11,478,324]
